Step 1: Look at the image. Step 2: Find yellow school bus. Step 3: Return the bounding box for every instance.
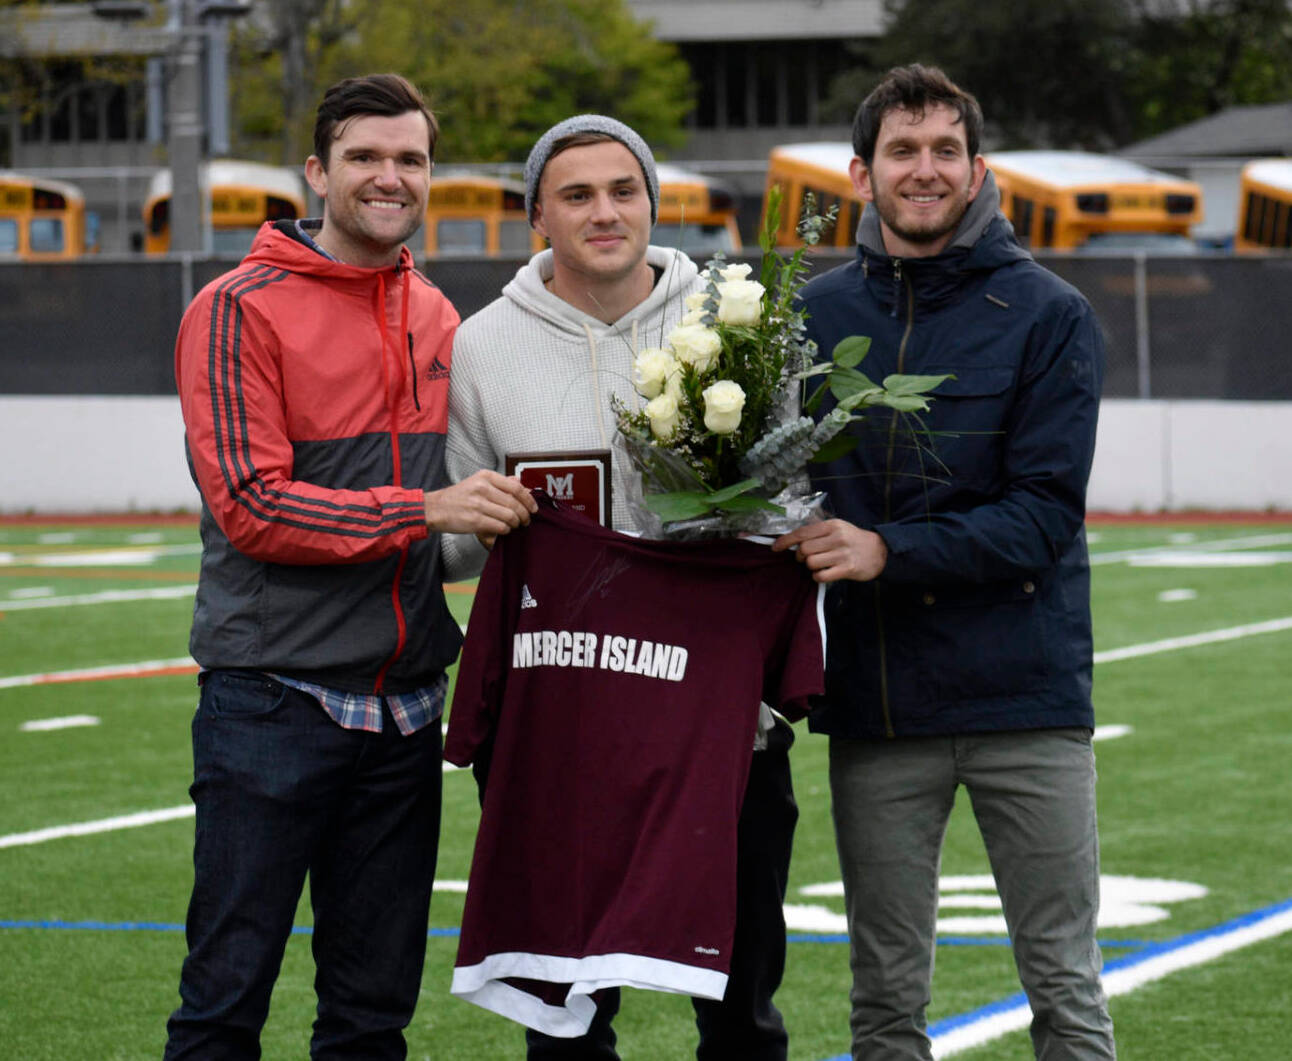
[142,159,307,255]
[424,164,742,257]
[1235,158,1292,252]
[654,163,742,254]
[762,142,860,250]
[763,144,1205,253]
[0,171,91,260]
[423,172,540,256]
[985,151,1203,251]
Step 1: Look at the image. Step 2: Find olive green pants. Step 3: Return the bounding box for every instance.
[829,729,1116,1061]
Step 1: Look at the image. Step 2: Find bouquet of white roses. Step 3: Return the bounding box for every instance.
[614,187,950,538]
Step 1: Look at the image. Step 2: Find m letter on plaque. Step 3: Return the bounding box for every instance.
[505,451,612,529]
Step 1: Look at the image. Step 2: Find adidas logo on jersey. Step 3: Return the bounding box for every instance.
[426,353,450,381]
[520,584,538,609]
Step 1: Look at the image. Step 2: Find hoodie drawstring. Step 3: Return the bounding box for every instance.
[583,321,613,452]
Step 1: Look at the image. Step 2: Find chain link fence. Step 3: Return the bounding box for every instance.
[3,252,1291,398]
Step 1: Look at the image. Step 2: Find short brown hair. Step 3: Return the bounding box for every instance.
[852,65,983,167]
[312,73,439,168]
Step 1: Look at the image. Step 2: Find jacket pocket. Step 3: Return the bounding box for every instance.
[901,576,1048,702]
[916,365,1015,488]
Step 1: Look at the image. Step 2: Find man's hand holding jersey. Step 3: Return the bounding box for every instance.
[425,470,537,539]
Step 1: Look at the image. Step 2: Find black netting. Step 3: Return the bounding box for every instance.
[3,253,1291,399]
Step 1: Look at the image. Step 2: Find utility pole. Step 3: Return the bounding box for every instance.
[91,0,251,254]
[168,0,204,253]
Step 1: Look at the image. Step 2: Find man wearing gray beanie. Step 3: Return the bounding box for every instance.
[443,116,799,1061]
[523,114,661,226]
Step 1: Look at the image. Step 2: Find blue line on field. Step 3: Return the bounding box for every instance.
[787,932,1150,949]
[1099,894,1292,973]
[0,918,1153,951]
[814,895,1292,1061]
[0,918,461,938]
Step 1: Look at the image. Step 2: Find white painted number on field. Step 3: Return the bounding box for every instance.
[786,875,1208,935]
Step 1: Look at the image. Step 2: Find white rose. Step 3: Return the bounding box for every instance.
[702,379,746,434]
[667,322,722,375]
[680,308,707,326]
[645,392,681,439]
[717,262,753,282]
[717,278,765,326]
[684,291,711,311]
[632,347,680,399]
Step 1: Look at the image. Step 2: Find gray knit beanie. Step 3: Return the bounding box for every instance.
[523,114,659,225]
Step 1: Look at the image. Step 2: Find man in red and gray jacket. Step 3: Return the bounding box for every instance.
[165,73,534,1061]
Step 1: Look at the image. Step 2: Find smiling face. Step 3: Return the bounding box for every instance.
[304,110,432,268]
[850,102,986,259]
[532,140,653,290]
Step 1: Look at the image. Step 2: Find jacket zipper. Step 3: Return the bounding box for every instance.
[407,333,421,411]
[876,260,915,738]
[373,267,411,694]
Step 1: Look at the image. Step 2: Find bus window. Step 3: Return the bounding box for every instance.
[0,219,17,255]
[437,218,488,255]
[29,218,65,254]
[1012,197,1035,247]
[142,159,307,254]
[499,218,533,254]
[1233,158,1292,253]
[1041,207,1057,247]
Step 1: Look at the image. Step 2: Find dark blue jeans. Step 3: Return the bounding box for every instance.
[163,670,443,1061]
[524,717,798,1061]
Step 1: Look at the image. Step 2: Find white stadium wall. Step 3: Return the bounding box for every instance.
[1,397,1289,515]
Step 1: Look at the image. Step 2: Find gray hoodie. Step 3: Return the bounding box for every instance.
[443,245,703,578]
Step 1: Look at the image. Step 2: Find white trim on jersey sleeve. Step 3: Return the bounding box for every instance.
[451,951,728,1037]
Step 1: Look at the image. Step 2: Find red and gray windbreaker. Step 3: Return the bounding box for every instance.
[177,221,462,694]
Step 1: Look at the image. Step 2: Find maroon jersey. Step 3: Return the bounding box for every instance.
[444,499,825,1036]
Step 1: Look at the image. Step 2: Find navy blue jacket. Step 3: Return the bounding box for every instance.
[801,195,1103,739]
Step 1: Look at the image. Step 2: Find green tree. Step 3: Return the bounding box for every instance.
[825,0,1292,150]
[1128,0,1292,133]
[230,0,693,165]
[826,0,1137,149]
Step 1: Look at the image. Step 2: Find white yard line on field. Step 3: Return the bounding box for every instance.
[0,806,195,849]
[1089,532,1292,565]
[1094,616,1292,665]
[0,586,197,611]
[0,657,198,689]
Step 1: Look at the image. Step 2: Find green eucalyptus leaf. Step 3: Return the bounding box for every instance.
[832,335,872,367]
[836,385,885,411]
[810,435,860,462]
[802,379,830,414]
[875,393,933,412]
[830,365,880,402]
[881,373,954,395]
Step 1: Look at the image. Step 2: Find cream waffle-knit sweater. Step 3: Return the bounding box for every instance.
[443,245,703,579]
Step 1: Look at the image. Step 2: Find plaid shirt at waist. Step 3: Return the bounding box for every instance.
[270,672,448,736]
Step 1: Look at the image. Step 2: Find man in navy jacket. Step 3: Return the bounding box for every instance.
[774,65,1116,1060]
